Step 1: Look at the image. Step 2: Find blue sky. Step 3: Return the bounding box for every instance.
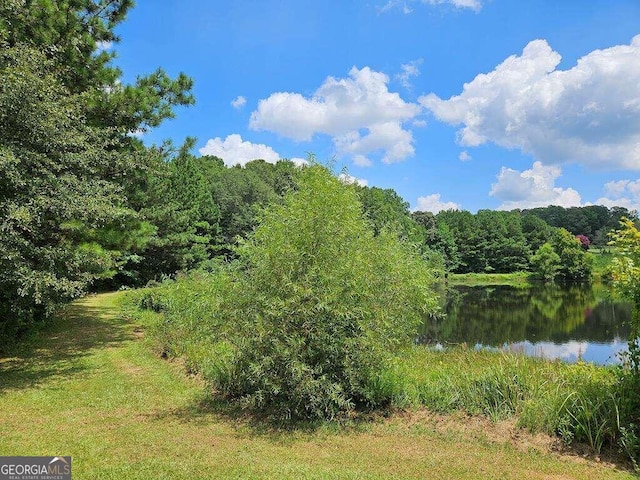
[111,0,640,213]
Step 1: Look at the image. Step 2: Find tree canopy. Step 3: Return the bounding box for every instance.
[0,0,193,345]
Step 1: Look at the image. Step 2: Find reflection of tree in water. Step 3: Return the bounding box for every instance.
[418,284,631,347]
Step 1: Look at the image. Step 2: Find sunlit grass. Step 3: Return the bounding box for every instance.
[0,292,634,479]
[448,272,532,287]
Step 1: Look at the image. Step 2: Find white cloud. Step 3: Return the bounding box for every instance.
[289,157,309,167]
[380,0,482,13]
[353,155,373,167]
[338,173,369,187]
[396,59,423,88]
[459,150,472,161]
[96,40,113,51]
[490,161,582,210]
[414,193,460,213]
[231,96,247,109]
[250,66,421,165]
[199,134,280,166]
[591,178,640,211]
[421,36,640,169]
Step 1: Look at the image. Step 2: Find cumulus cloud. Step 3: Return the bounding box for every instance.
[421,36,640,169]
[396,59,423,88]
[250,66,421,165]
[199,134,280,166]
[414,193,460,213]
[591,179,640,211]
[380,0,482,13]
[459,150,472,161]
[231,96,247,109]
[490,161,582,210]
[338,173,369,187]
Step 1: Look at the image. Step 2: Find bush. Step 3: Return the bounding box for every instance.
[217,164,441,420]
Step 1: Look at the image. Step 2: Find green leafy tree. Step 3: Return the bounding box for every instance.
[436,210,483,273]
[0,2,194,343]
[609,218,640,372]
[220,164,440,420]
[475,210,530,273]
[521,214,554,252]
[551,228,593,282]
[411,211,460,271]
[357,186,425,244]
[530,243,561,282]
[0,45,137,341]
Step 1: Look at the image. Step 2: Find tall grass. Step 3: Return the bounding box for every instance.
[371,347,627,457]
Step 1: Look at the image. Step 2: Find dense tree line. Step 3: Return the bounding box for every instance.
[520,205,636,246]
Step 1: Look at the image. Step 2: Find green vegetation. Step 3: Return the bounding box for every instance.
[608,218,640,466]
[522,205,632,247]
[1,292,634,479]
[143,165,441,420]
[3,1,639,476]
[129,280,640,468]
[0,0,193,347]
[448,272,532,287]
[530,243,562,282]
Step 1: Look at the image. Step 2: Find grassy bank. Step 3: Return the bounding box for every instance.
[448,248,615,286]
[448,272,532,287]
[0,292,635,478]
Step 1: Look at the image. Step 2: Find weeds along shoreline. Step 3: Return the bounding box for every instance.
[124,274,639,469]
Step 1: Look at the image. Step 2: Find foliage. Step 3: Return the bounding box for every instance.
[551,228,593,282]
[530,243,562,282]
[221,164,441,419]
[412,211,460,271]
[522,205,637,244]
[607,217,640,467]
[137,165,441,420]
[0,2,193,344]
[435,209,532,274]
[357,186,425,245]
[521,214,555,252]
[210,159,299,252]
[576,234,591,250]
[125,143,222,284]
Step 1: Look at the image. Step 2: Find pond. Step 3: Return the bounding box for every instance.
[419,283,631,365]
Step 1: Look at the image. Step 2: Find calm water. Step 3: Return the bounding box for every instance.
[419,283,631,365]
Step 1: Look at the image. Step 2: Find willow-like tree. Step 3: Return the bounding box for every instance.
[608,218,640,466]
[219,164,441,420]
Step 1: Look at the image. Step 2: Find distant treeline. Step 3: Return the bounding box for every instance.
[520,205,634,245]
[115,153,636,281]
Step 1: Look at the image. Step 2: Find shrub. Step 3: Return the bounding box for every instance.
[218,164,441,420]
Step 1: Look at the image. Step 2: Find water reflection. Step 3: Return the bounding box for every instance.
[419,284,631,365]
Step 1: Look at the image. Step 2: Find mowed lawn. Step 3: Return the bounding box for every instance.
[0,293,634,479]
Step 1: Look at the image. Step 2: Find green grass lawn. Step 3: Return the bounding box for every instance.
[0,292,635,479]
